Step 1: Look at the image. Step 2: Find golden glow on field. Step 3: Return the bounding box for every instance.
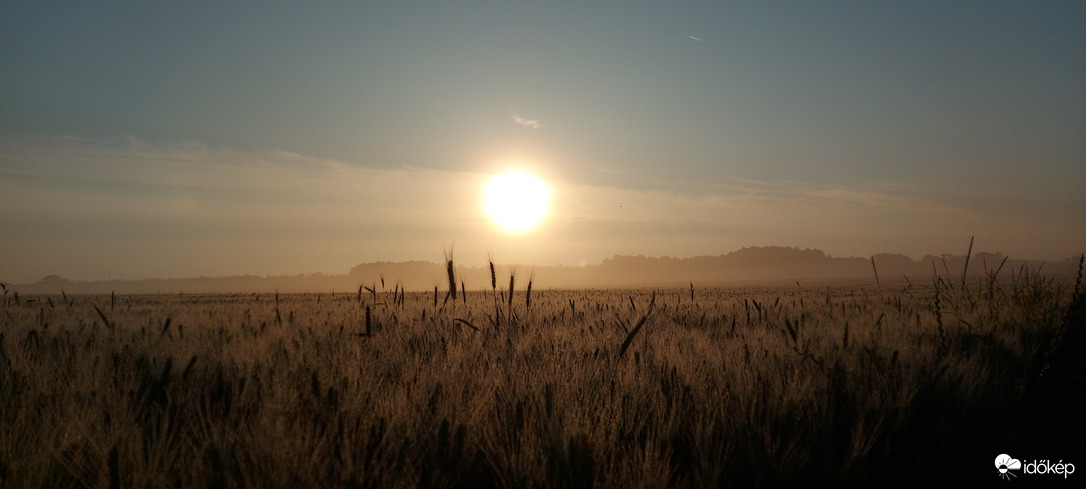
[482,172,551,233]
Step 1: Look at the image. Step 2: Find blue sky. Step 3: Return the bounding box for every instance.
[2,1,1084,282]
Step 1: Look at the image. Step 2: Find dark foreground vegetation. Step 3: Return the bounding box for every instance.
[1,260,1083,488]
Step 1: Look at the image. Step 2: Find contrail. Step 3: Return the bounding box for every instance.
[688,35,705,42]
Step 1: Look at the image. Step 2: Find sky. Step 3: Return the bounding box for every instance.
[2,1,1084,283]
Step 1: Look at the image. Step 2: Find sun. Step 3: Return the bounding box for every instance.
[482,171,551,234]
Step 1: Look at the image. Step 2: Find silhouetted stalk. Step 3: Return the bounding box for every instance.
[1073,254,1084,300]
[508,267,517,312]
[525,269,534,311]
[93,304,114,333]
[933,269,945,341]
[444,248,457,302]
[619,291,656,358]
[488,253,497,292]
[274,291,281,326]
[962,236,974,288]
[453,318,480,332]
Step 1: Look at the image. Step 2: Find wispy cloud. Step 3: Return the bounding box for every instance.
[511,111,543,129]
[1,136,1080,283]
[688,35,705,42]
[0,136,491,282]
[549,172,1084,263]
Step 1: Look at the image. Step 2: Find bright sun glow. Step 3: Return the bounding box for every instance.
[483,172,551,233]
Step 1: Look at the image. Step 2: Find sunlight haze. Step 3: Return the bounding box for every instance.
[1,1,1083,284]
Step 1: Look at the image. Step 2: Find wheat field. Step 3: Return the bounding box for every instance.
[1,263,1083,488]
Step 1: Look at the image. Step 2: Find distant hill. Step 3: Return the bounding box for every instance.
[7,246,1080,294]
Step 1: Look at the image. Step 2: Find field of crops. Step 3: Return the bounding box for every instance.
[1,267,1083,488]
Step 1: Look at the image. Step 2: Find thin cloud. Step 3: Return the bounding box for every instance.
[0,137,488,273]
[511,111,543,129]
[688,35,705,42]
[4,136,1080,283]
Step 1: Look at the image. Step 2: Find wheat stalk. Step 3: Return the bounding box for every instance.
[962,235,974,288]
[507,266,517,312]
[444,247,457,302]
[488,253,497,292]
[618,291,656,358]
[525,269,535,311]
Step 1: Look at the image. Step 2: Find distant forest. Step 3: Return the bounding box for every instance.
[9,246,1081,294]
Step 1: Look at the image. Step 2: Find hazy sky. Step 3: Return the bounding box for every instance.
[2,1,1084,283]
